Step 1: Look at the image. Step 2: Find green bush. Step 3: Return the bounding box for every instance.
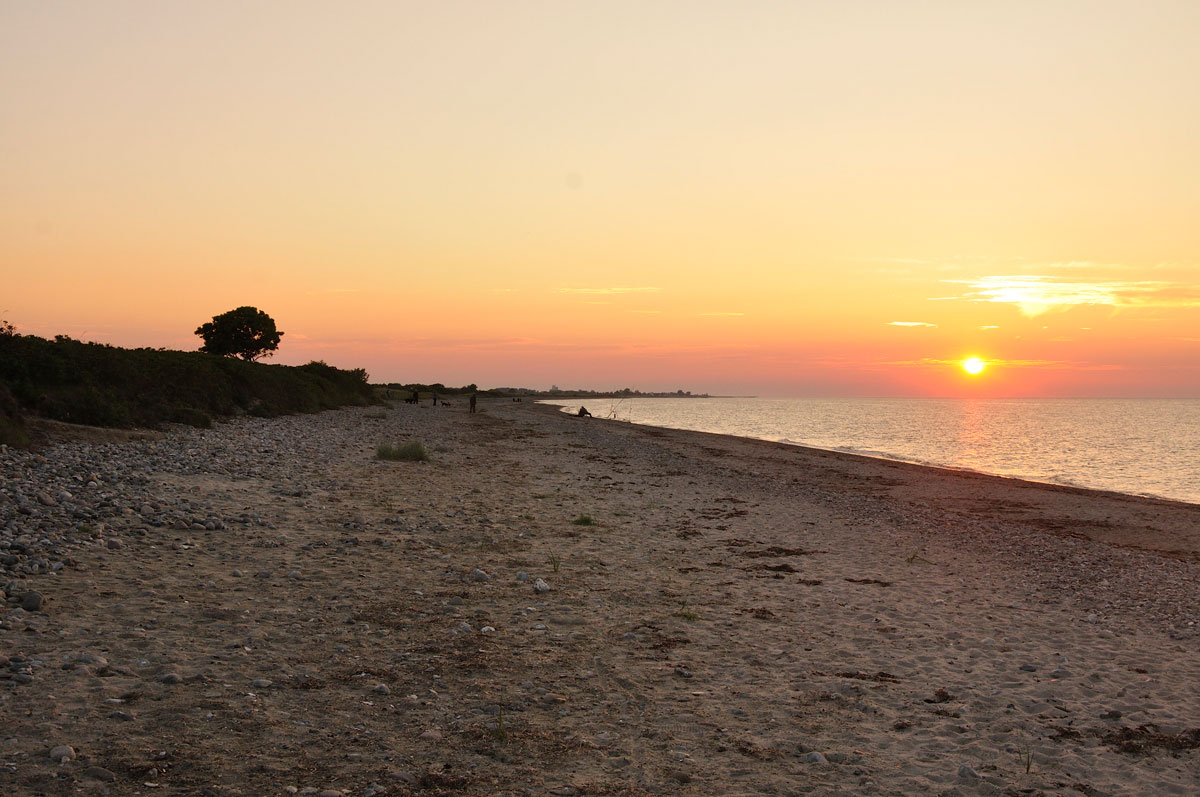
[571,514,595,526]
[0,332,377,444]
[376,441,428,461]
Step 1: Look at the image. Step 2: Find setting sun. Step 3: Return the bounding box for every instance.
[963,357,986,375]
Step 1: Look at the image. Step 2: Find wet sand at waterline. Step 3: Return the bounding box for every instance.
[2,399,1197,795]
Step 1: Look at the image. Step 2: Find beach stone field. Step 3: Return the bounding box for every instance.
[1,400,1198,796]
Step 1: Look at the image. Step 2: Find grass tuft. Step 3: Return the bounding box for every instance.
[376,441,428,461]
[571,514,595,526]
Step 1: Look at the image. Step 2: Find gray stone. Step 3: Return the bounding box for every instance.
[82,765,117,781]
[958,764,981,779]
[803,752,827,764]
[20,592,44,611]
[49,745,76,762]
[533,578,551,593]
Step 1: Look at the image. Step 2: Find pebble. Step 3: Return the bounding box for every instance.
[252,678,273,688]
[803,752,827,764]
[373,684,390,696]
[20,591,44,611]
[82,765,117,781]
[419,728,442,741]
[958,764,981,779]
[158,673,182,684]
[49,745,76,763]
[471,568,490,581]
[533,578,551,593]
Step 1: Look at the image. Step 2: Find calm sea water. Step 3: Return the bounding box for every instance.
[540,398,1200,505]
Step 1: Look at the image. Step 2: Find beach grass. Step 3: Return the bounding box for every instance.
[376,441,428,461]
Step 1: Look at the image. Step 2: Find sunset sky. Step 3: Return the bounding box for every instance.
[3,1,1198,397]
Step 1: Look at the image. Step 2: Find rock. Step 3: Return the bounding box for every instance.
[418,728,442,741]
[481,625,496,633]
[49,745,76,763]
[36,492,57,507]
[106,538,123,550]
[82,765,117,782]
[252,678,273,688]
[803,752,827,764]
[958,764,981,779]
[533,578,551,593]
[1019,664,1038,672]
[20,591,44,611]
[516,571,530,582]
[158,673,182,684]
[471,568,490,581]
[373,684,390,696]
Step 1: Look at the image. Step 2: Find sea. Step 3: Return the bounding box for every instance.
[539,398,1200,506]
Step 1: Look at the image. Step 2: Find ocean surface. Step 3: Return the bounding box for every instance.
[540,398,1200,505]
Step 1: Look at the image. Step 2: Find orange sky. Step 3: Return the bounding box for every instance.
[3,1,1198,396]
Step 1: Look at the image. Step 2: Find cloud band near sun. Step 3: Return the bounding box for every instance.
[944,275,1200,317]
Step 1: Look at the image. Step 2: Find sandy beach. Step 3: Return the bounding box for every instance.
[2,398,1198,796]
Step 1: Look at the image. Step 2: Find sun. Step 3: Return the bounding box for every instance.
[962,357,986,375]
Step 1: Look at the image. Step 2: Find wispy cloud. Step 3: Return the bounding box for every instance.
[558,286,661,295]
[980,325,999,330]
[884,357,1125,371]
[943,275,1200,316]
[888,321,937,328]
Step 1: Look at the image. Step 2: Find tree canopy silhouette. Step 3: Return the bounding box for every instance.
[195,306,283,361]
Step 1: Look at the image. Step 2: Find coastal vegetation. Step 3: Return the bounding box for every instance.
[194,305,283,361]
[375,441,429,461]
[0,329,374,446]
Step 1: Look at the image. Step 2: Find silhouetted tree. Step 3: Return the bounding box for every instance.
[195,306,283,361]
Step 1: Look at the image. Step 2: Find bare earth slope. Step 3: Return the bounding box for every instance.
[2,399,1197,795]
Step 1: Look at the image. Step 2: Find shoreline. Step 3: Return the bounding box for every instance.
[2,399,1197,795]
[537,398,1200,513]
